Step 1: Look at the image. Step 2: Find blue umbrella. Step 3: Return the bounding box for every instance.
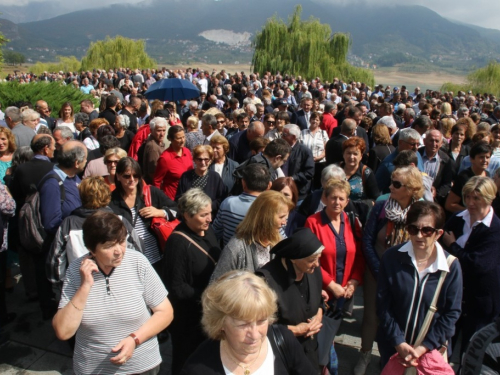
[144,78,200,101]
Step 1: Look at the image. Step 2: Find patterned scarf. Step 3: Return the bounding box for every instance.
[191,170,209,190]
[384,198,413,248]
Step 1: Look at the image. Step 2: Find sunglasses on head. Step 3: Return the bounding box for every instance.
[407,224,438,237]
[122,174,139,180]
[391,180,405,189]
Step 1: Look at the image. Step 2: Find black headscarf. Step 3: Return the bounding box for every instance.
[271,227,324,260]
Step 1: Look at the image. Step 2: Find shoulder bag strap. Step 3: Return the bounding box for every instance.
[171,231,217,265]
[270,325,292,374]
[413,255,457,348]
[142,182,152,207]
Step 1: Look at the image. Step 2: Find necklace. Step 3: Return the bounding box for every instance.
[222,340,263,375]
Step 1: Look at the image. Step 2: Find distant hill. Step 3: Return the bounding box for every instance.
[1,0,500,70]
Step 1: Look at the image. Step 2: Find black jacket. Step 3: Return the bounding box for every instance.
[286,143,315,200]
[418,147,454,205]
[208,156,239,193]
[180,324,317,375]
[109,186,177,248]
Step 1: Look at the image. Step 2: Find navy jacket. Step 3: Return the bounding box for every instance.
[443,212,500,329]
[376,244,462,365]
[228,129,252,164]
[362,199,389,279]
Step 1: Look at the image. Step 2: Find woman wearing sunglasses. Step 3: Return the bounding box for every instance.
[442,176,500,358]
[354,166,424,375]
[175,145,227,215]
[109,157,177,273]
[376,201,462,369]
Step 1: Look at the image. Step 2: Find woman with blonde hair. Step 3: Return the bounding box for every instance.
[103,147,127,191]
[367,124,395,173]
[181,270,316,374]
[211,190,294,281]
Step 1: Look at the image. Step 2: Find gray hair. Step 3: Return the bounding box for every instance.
[399,127,421,142]
[149,117,168,131]
[116,114,130,130]
[324,102,337,112]
[245,103,257,114]
[378,115,397,129]
[405,107,416,119]
[54,126,75,140]
[21,109,40,122]
[477,122,491,132]
[177,188,212,217]
[5,106,21,123]
[321,164,346,186]
[74,112,89,127]
[57,141,87,168]
[202,113,217,130]
[189,100,198,109]
[284,124,301,139]
[277,89,284,97]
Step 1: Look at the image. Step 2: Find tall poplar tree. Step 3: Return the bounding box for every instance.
[252,6,374,86]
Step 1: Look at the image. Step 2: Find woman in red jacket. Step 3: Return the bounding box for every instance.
[305,178,364,374]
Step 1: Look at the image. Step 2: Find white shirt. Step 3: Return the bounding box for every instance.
[398,240,449,280]
[456,207,494,248]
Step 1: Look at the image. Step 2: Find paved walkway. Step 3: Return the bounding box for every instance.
[1,274,384,375]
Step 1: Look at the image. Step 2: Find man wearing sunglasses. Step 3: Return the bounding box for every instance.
[375,128,424,194]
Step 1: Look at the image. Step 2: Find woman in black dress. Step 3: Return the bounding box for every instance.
[162,188,221,374]
[257,228,324,371]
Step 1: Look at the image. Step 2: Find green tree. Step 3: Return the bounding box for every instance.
[81,36,156,71]
[252,6,374,86]
[31,56,81,75]
[0,23,9,71]
[4,50,26,66]
[441,61,500,97]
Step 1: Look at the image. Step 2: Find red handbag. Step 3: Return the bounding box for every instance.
[143,184,180,251]
[381,350,454,375]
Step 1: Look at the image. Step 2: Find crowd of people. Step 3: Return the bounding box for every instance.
[1,66,500,375]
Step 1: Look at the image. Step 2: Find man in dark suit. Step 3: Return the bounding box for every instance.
[325,119,357,165]
[282,124,315,201]
[9,134,56,317]
[120,95,140,133]
[291,97,313,131]
[331,106,370,157]
[181,100,199,127]
[418,129,454,205]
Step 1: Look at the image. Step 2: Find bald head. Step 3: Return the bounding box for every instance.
[247,121,265,141]
[58,140,88,173]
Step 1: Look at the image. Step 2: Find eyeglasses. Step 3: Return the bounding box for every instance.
[216,120,226,124]
[121,174,139,180]
[196,158,211,163]
[407,224,438,237]
[391,180,406,189]
[266,121,276,125]
[105,160,119,165]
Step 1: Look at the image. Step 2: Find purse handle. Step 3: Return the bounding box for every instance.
[171,231,217,265]
[405,255,456,375]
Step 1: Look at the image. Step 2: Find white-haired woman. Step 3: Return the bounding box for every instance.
[114,114,134,152]
[162,188,221,374]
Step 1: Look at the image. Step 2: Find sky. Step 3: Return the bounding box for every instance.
[1,0,499,31]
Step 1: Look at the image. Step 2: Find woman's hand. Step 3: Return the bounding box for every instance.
[441,231,456,247]
[305,308,323,337]
[110,336,136,365]
[344,279,359,299]
[328,281,346,299]
[139,206,165,219]
[395,342,419,367]
[321,290,329,302]
[80,255,98,289]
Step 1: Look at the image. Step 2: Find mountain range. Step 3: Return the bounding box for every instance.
[1,0,500,71]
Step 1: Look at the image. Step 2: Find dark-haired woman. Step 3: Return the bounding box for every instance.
[53,211,174,375]
[109,157,177,272]
[153,125,193,201]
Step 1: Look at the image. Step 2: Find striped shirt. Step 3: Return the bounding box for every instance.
[131,207,162,265]
[59,250,168,375]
